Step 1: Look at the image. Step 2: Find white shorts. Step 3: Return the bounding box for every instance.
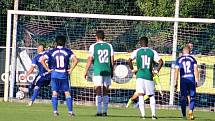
[93,76,111,87]
[136,78,155,95]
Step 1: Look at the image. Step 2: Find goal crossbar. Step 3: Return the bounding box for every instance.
[8,10,215,23]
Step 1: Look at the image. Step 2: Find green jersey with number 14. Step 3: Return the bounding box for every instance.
[89,41,114,76]
[131,47,160,80]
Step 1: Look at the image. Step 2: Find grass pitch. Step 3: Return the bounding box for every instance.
[0,102,214,121]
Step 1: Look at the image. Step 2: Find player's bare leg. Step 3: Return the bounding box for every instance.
[95,86,102,116]
[65,91,75,117]
[126,92,138,108]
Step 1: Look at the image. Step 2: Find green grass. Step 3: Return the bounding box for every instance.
[0,102,214,121]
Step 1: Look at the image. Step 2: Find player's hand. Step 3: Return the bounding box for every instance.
[84,72,88,80]
[174,81,178,91]
[47,69,53,73]
[131,69,137,75]
[67,69,72,74]
[152,70,158,77]
[196,81,201,87]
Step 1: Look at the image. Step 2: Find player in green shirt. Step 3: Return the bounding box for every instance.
[84,30,114,116]
[128,36,163,120]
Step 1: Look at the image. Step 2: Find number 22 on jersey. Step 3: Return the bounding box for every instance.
[98,49,108,63]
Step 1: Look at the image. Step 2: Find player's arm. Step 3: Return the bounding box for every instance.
[41,55,52,73]
[152,50,163,74]
[84,56,93,79]
[194,63,200,87]
[128,49,137,74]
[84,45,94,79]
[110,44,114,77]
[128,58,134,70]
[68,55,78,74]
[174,67,179,90]
[156,59,164,73]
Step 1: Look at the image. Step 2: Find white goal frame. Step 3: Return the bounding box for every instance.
[4,9,215,106]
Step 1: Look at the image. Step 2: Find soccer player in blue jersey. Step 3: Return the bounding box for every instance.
[41,35,78,117]
[174,46,200,120]
[20,44,51,106]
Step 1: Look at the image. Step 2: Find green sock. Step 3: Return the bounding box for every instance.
[143,95,149,100]
[126,98,134,107]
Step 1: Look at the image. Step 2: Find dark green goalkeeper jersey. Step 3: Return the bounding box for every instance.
[130,47,160,80]
[89,41,114,76]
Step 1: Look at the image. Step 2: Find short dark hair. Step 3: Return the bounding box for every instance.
[139,36,148,46]
[56,35,66,46]
[38,43,45,48]
[96,30,105,40]
[38,43,45,51]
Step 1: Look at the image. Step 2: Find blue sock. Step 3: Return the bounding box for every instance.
[181,98,186,117]
[52,96,58,112]
[189,97,195,111]
[31,88,39,102]
[66,96,73,112]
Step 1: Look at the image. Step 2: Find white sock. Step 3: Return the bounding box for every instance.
[103,95,109,113]
[139,96,145,117]
[150,96,156,116]
[96,95,102,113]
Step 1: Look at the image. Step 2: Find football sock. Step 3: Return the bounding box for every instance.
[103,95,109,113]
[181,98,186,117]
[31,88,39,102]
[66,96,73,112]
[138,95,145,117]
[52,96,58,112]
[126,98,134,107]
[143,95,149,100]
[150,96,156,116]
[189,97,195,111]
[96,95,102,113]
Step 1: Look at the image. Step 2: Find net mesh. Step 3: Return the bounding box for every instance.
[11,16,173,107]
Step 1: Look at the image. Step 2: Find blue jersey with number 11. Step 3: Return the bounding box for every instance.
[175,54,197,82]
[45,46,74,79]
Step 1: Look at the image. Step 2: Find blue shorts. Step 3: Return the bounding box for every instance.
[30,74,51,90]
[180,78,196,97]
[51,78,70,92]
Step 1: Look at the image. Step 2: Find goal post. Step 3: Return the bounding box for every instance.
[4,10,215,110]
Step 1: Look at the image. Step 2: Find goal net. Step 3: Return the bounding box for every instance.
[3,10,215,111]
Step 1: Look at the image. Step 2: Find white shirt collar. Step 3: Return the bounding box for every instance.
[97,41,104,43]
[183,54,190,56]
[57,46,63,48]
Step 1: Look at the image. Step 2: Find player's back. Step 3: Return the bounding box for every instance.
[176,54,197,81]
[135,47,155,80]
[48,46,73,79]
[91,41,113,76]
[33,52,48,76]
